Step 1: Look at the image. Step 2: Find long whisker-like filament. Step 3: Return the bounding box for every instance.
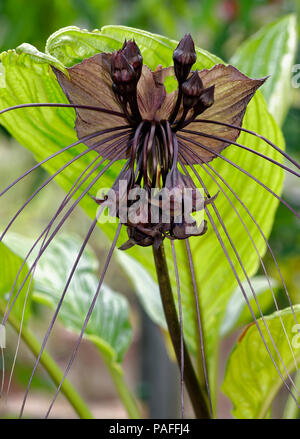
[15,151,131,408]
[4,152,128,406]
[3,135,131,397]
[177,134,300,220]
[179,145,298,371]
[0,126,130,198]
[203,160,300,343]
[185,239,214,418]
[178,135,300,338]
[206,207,300,406]
[188,183,299,405]
[0,103,126,119]
[170,240,185,418]
[180,128,300,178]
[186,119,300,171]
[0,133,130,323]
[180,150,300,401]
[1,135,130,323]
[42,223,122,419]
[2,150,129,325]
[0,130,131,244]
[19,212,102,417]
[178,139,298,325]
[5,241,40,399]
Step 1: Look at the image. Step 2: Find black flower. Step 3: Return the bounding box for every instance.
[1,33,300,419]
[52,36,266,250]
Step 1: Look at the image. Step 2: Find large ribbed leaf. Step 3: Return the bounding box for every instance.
[33,234,132,363]
[3,232,132,363]
[0,25,288,396]
[45,25,222,69]
[1,231,137,418]
[222,306,300,418]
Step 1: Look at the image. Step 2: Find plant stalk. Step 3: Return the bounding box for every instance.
[105,360,142,419]
[152,242,211,418]
[88,335,142,419]
[0,304,93,419]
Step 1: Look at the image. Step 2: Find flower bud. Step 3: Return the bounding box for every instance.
[173,34,197,82]
[172,219,207,239]
[111,50,137,96]
[119,224,162,250]
[122,39,143,81]
[193,85,215,116]
[182,70,204,109]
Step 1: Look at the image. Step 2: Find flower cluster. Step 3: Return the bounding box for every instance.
[1,29,300,419]
[54,34,264,249]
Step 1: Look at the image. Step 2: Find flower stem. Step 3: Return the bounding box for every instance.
[106,360,142,419]
[152,242,211,418]
[0,303,93,419]
[88,335,142,419]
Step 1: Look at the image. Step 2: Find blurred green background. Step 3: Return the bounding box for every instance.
[0,0,299,60]
[0,0,299,418]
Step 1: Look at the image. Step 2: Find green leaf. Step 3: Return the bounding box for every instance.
[222,305,300,419]
[0,235,96,419]
[0,240,32,322]
[220,276,279,337]
[230,14,298,125]
[33,234,132,362]
[20,231,140,418]
[45,25,222,69]
[16,43,68,74]
[3,232,132,362]
[0,25,286,392]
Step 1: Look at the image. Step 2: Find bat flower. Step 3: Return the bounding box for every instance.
[1,33,300,419]
[52,34,267,250]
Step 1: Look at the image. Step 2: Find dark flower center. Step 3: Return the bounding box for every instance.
[97,35,216,249]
